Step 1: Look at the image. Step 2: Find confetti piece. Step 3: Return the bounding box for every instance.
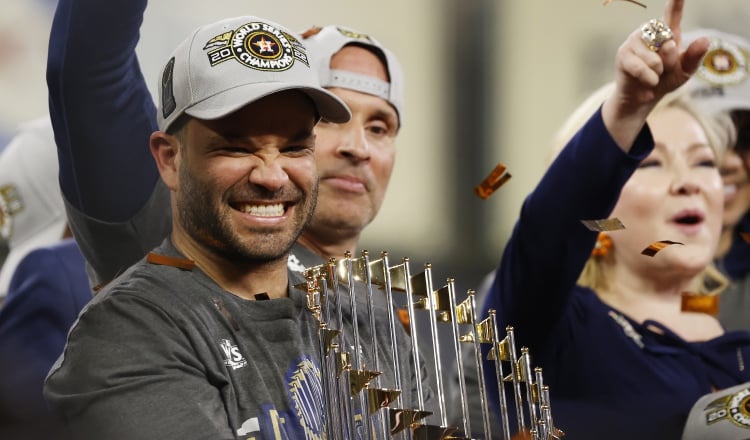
[475,162,512,200]
[300,26,323,38]
[397,308,411,332]
[511,429,534,440]
[640,240,684,257]
[147,252,196,270]
[603,0,646,7]
[681,292,719,316]
[740,232,750,244]
[581,218,626,232]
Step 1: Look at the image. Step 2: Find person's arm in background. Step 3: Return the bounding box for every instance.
[0,239,89,438]
[479,0,708,429]
[47,0,170,288]
[484,108,653,351]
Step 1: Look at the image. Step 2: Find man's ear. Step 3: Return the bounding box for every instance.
[150,131,180,191]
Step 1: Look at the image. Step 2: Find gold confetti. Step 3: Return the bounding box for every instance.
[641,240,684,257]
[581,218,625,232]
[603,0,647,7]
[475,162,511,200]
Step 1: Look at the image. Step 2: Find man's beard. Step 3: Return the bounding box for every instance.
[177,162,317,264]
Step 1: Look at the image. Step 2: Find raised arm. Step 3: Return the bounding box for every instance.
[482,0,709,348]
[487,108,654,348]
[602,0,707,149]
[48,0,171,287]
[48,0,158,219]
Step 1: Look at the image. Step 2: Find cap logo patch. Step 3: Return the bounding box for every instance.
[204,22,309,71]
[696,39,749,87]
[335,27,374,43]
[161,57,176,120]
[701,386,750,429]
[0,184,23,241]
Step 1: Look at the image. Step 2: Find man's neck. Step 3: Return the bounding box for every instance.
[170,232,290,300]
[296,232,359,260]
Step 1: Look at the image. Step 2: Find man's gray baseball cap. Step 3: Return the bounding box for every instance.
[157,16,351,132]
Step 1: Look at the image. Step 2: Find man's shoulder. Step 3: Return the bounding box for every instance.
[95,252,192,302]
[6,240,89,306]
[14,239,84,274]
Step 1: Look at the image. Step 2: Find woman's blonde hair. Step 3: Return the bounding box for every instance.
[551,83,736,295]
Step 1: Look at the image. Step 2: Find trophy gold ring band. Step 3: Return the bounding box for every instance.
[641,19,674,52]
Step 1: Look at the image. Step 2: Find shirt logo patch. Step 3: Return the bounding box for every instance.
[287,253,306,273]
[219,338,247,370]
[608,310,644,348]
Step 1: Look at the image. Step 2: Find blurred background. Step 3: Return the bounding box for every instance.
[3,0,749,294]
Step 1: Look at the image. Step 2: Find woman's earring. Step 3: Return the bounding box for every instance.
[591,232,613,258]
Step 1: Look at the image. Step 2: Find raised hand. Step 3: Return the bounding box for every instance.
[602,0,709,151]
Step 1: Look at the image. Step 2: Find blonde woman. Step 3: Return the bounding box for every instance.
[481,1,750,439]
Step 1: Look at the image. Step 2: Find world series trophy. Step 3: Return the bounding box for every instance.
[296,250,565,439]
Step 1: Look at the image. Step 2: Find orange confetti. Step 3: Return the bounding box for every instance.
[641,240,684,257]
[511,429,533,440]
[300,26,323,38]
[740,232,750,244]
[475,162,512,200]
[681,292,719,316]
[147,252,196,270]
[397,308,411,333]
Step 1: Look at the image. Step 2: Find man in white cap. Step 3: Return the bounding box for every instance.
[293,25,403,262]
[0,117,88,440]
[0,117,69,302]
[684,28,750,332]
[43,14,364,439]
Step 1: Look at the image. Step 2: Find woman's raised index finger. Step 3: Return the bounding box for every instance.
[662,0,684,36]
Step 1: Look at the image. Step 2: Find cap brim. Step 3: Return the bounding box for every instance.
[185,82,351,124]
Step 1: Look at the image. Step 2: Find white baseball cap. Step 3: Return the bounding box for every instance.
[682,382,750,440]
[302,25,405,125]
[684,29,750,115]
[0,117,67,297]
[157,16,351,132]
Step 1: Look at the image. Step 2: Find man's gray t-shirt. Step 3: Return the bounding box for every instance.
[45,238,429,439]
